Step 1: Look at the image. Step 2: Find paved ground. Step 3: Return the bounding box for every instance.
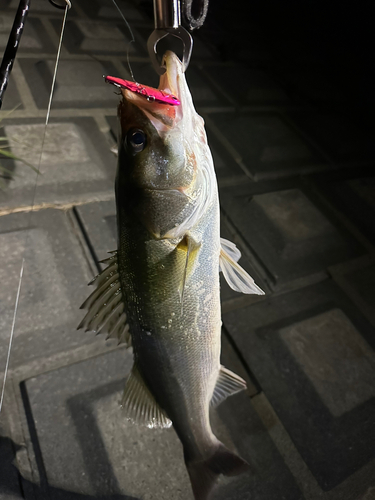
[0,0,375,499]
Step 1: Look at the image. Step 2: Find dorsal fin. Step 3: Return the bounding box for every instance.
[77,251,131,347]
[122,364,172,429]
[219,240,265,295]
[211,366,247,407]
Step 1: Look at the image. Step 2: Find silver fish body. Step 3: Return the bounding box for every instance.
[117,185,221,459]
[79,51,264,500]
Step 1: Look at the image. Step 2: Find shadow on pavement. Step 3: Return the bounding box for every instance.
[0,435,139,500]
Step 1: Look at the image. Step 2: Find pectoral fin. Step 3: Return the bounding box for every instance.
[77,251,131,347]
[220,237,241,263]
[211,366,247,407]
[177,234,201,305]
[122,365,172,428]
[220,241,265,295]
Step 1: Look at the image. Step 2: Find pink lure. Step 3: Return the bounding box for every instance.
[104,75,181,106]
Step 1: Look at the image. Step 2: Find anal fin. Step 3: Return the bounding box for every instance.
[211,366,247,407]
[122,365,172,429]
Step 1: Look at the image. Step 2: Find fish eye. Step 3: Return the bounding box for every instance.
[126,129,146,153]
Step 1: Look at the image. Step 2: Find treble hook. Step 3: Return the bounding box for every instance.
[147,0,193,75]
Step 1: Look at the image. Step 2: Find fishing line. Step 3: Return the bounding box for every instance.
[0,262,23,413]
[111,0,136,82]
[0,3,70,415]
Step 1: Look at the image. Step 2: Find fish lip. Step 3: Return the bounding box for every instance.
[159,51,181,99]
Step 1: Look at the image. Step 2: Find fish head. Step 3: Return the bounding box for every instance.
[117,51,215,240]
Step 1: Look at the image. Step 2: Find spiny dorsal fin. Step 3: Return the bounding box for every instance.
[77,251,131,347]
[219,241,265,295]
[211,366,247,407]
[122,364,172,429]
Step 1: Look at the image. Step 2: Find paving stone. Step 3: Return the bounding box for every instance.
[329,256,375,328]
[220,330,259,397]
[19,58,120,109]
[286,110,375,163]
[0,16,53,54]
[348,177,375,209]
[314,172,375,246]
[0,74,23,110]
[74,199,117,268]
[0,208,101,370]
[53,19,145,55]
[0,116,116,210]
[203,65,289,105]
[23,348,303,500]
[205,126,247,182]
[280,308,375,417]
[223,279,375,492]
[0,424,23,500]
[343,263,375,323]
[106,115,119,144]
[220,183,366,289]
[209,112,324,180]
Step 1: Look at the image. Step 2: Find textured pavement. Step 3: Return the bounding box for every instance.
[0,1,375,499]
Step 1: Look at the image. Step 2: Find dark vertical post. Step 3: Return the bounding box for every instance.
[0,0,31,109]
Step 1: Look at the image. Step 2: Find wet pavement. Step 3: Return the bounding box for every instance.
[0,1,374,499]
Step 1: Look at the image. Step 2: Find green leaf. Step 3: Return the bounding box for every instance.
[0,148,39,174]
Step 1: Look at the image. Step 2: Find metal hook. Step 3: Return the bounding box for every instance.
[147,0,193,75]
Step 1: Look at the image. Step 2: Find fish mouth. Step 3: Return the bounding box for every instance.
[159,51,181,100]
[120,51,183,132]
[121,51,182,104]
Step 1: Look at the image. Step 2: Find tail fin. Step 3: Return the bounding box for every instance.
[186,442,250,500]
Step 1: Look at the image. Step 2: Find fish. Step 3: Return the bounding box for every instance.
[78,51,264,500]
